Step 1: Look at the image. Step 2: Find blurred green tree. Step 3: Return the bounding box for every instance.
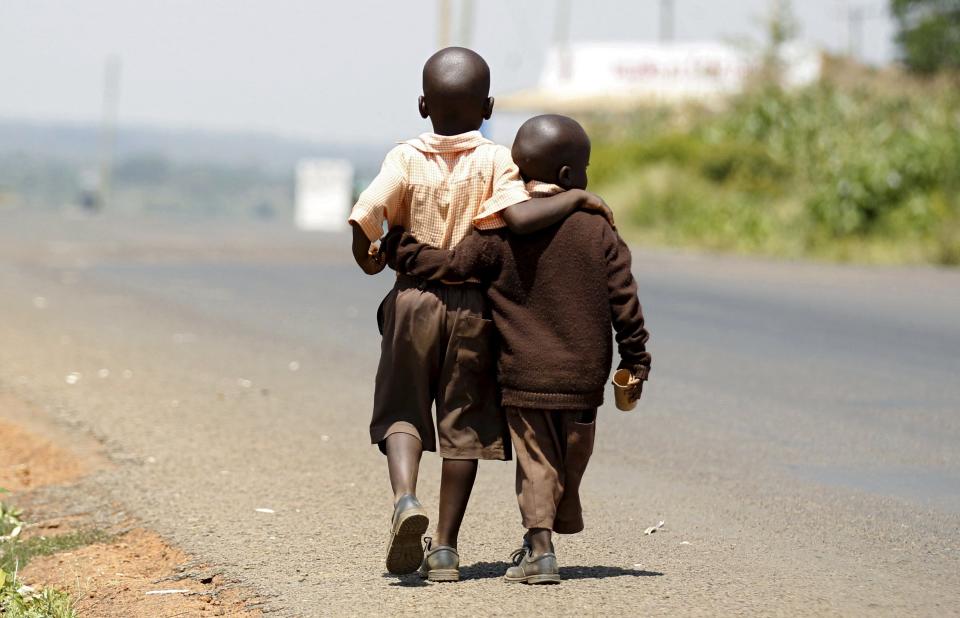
[892,0,960,73]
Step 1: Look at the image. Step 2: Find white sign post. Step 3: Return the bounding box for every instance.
[295,159,354,231]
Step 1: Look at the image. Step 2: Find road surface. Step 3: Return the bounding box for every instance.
[1,211,958,615]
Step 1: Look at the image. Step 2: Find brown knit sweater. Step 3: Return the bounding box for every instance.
[384,199,651,410]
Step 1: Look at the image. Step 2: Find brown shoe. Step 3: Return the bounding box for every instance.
[504,547,560,584]
[417,537,460,582]
[385,494,429,575]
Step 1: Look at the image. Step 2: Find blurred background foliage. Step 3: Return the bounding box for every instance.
[588,1,960,265]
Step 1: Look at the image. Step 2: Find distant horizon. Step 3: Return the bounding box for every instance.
[0,115,390,149]
[0,116,392,176]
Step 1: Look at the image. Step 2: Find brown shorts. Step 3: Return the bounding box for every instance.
[506,407,596,534]
[370,274,508,460]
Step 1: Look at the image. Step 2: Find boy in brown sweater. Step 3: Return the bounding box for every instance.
[382,114,651,584]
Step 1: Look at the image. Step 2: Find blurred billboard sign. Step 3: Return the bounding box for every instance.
[295,158,354,231]
[500,41,821,111]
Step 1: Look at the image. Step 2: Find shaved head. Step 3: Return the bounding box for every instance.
[422,47,490,100]
[419,47,493,135]
[512,115,591,189]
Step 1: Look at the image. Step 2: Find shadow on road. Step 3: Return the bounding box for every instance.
[462,562,664,581]
[384,562,662,586]
[560,565,664,580]
[386,574,430,588]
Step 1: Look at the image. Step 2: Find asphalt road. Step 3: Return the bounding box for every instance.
[1,211,958,616]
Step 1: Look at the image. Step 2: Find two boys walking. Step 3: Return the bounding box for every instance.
[348,47,650,584]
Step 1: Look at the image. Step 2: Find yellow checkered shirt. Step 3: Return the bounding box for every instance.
[348,131,530,249]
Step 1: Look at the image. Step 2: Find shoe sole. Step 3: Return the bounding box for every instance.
[426,569,459,582]
[385,510,429,575]
[503,573,561,585]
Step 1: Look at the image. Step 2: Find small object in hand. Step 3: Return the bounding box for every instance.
[612,368,641,411]
[367,244,384,265]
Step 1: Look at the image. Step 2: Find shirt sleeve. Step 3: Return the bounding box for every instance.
[347,147,408,242]
[473,146,530,230]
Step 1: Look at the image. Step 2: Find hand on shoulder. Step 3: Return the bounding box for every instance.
[575,190,616,229]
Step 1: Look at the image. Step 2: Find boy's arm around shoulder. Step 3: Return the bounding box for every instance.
[502,189,606,234]
[382,227,498,283]
[502,190,616,235]
[602,223,651,387]
[479,145,615,234]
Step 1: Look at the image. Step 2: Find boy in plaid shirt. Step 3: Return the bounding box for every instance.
[348,47,610,581]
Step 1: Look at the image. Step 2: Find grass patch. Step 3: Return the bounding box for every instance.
[1,500,23,538]
[0,499,108,617]
[0,581,76,618]
[0,529,112,573]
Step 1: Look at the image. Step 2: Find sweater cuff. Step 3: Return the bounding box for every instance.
[617,362,650,381]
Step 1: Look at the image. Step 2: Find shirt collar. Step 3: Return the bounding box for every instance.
[401,130,492,154]
[525,180,565,197]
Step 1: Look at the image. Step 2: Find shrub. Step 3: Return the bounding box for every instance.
[587,66,960,263]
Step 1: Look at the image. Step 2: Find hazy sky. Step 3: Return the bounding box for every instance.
[2,1,895,146]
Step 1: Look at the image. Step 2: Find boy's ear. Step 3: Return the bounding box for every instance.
[418,95,429,119]
[483,97,494,120]
[557,165,573,189]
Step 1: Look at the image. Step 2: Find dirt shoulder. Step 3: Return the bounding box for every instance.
[0,395,91,492]
[1,393,263,617]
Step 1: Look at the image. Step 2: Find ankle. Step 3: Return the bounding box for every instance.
[393,491,416,505]
[433,534,457,549]
[528,528,552,556]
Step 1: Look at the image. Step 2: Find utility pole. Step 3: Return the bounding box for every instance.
[842,2,884,61]
[555,0,572,81]
[97,55,120,211]
[847,5,865,59]
[659,0,675,43]
[459,0,474,48]
[438,0,452,49]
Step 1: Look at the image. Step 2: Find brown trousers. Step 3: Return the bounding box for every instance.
[370,275,508,460]
[506,407,597,535]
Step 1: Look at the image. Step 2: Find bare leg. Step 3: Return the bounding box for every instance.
[434,458,478,548]
[385,433,422,503]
